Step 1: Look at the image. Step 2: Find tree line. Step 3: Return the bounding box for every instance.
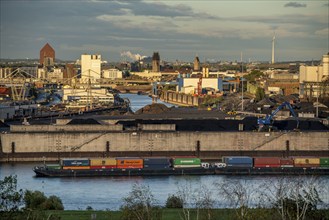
[1,175,328,220]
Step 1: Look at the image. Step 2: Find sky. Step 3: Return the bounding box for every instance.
[0,0,328,62]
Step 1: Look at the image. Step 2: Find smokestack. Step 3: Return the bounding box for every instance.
[271,35,275,64]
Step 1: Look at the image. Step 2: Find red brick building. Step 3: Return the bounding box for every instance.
[40,43,55,66]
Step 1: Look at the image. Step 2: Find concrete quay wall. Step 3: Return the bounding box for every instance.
[1,131,328,154]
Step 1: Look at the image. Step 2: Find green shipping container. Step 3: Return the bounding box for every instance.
[173,158,201,165]
[320,158,329,167]
[46,164,61,169]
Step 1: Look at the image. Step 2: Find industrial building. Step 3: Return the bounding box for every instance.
[81,54,102,82]
[299,53,329,100]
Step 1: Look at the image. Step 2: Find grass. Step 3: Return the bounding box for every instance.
[2,208,328,220]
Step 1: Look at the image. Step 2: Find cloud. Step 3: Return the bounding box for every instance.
[284,2,307,8]
[120,51,147,61]
[315,28,329,37]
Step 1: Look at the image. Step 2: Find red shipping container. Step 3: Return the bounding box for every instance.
[280,158,294,166]
[254,157,281,168]
[254,164,281,168]
[90,165,116,169]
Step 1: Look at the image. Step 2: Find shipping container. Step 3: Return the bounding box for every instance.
[320,158,329,167]
[143,157,171,165]
[90,158,116,166]
[280,158,294,167]
[90,165,117,169]
[254,157,281,168]
[294,164,320,168]
[226,163,253,168]
[294,158,320,165]
[172,158,201,166]
[61,158,90,166]
[116,158,143,168]
[173,164,201,168]
[144,164,171,169]
[117,165,143,169]
[46,164,61,169]
[223,157,253,165]
[62,166,90,170]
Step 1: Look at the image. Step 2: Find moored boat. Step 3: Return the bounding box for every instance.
[33,156,329,177]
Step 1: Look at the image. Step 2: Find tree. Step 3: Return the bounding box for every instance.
[214,179,259,220]
[194,184,215,220]
[120,183,160,220]
[24,190,63,210]
[244,70,264,82]
[166,194,183,208]
[0,175,24,212]
[175,181,215,220]
[259,176,326,220]
[255,87,265,101]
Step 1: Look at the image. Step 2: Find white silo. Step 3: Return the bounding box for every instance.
[323,53,329,76]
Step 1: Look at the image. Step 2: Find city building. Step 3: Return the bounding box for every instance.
[152,52,160,72]
[62,87,114,106]
[40,43,55,67]
[299,53,329,99]
[102,68,123,79]
[193,56,200,71]
[81,54,101,82]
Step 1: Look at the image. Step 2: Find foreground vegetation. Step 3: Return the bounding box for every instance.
[1,175,328,220]
[2,208,329,220]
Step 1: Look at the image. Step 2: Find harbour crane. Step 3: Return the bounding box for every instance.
[257,101,299,131]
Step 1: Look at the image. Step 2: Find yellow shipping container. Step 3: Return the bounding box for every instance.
[294,158,320,165]
[63,166,90,170]
[90,158,117,166]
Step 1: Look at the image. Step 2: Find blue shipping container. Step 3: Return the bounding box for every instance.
[224,157,253,165]
[143,158,171,165]
[226,163,253,168]
[144,164,171,169]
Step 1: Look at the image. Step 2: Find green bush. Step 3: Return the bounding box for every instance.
[165,195,183,208]
[24,190,63,210]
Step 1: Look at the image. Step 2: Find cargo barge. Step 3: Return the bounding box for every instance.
[33,156,329,177]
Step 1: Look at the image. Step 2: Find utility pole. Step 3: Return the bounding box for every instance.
[316,66,319,118]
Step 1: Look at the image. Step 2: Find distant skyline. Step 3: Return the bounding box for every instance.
[0,0,328,62]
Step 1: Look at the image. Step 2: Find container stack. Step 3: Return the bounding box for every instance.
[172,158,201,168]
[143,157,171,169]
[294,157,320,167]
[61,158,90,170]
[223,156,253,168]
[279,158,294,167]
[45,164,61,170]
[90,158,116,169]
[320,158,329,167]
[254,157,281,168]
[116,157,143,169]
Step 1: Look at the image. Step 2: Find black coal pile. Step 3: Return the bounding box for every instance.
[117,117,328,131]
[67,118,101,125]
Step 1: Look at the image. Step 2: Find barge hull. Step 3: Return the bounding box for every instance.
[33,167,329,177]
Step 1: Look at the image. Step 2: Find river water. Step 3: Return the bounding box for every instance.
[0,94,328,210]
